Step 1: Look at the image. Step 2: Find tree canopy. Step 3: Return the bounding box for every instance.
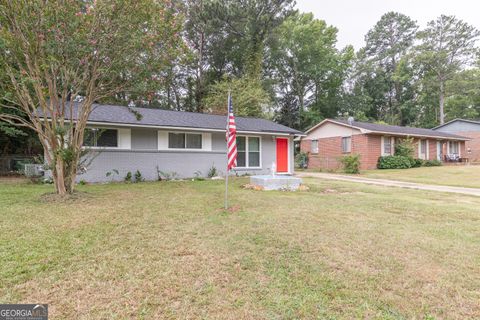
[2,1,480,192]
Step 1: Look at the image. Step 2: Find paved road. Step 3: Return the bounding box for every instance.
[296,172,480,197]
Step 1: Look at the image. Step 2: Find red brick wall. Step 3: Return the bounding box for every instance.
[300,134,381,170]
[300,136,344,170]
[412,138,440,160]
[428,139,437,160]
[455,132,480,162]
[300,135,469,170]
[461,141,467,158]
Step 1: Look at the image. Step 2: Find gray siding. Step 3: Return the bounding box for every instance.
[435,121,480,133]
[212,133,227,151]
[78,134,294,182]
[131,128,157,150]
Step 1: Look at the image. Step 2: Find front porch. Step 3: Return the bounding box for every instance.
[437,140,469,164]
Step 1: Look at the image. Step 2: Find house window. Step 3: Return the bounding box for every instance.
[449,141,459,154]
[83,128,118,147]
[342,137,351,153]
[311,140,319,154]
[420,140,427,155]
[383,136,392,155]
[168,132,202,149]
[236,136,261,168]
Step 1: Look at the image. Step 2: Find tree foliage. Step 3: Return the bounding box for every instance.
[270,12,353,130]
[415,15,480,124]
[0,0,182,194]
[203,76,270,117]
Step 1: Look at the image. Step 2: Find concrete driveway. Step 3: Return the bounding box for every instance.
[296,172,480,197]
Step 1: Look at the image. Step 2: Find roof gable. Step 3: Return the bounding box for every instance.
[433,118,480,130]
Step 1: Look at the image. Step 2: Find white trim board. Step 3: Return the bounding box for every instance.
[48,118,302,137]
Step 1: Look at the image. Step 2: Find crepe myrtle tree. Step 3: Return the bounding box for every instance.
[0,0,182,194]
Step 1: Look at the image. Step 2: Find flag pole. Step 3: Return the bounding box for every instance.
[224,91,230,210]
[224,157,229,210]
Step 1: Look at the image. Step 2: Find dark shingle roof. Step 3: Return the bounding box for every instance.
[433,118,480,129]
[332,119,469,140]
[50,102,303,135]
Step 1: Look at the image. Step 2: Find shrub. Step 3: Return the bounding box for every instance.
[295,151,309,169]
[134,170,144,183]
[340,154,360,174]
[411,158,424,168]
[423,159,442,167]
[395,137,415,157]
[207,165,217,178]
[377,156,413,169]
[124,171,132,182]
[156,169,179,181]
[105,169,120,181]
[193,170,205,181]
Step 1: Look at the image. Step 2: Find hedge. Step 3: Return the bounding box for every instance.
[377,156,442,169]
[377,155,413,169]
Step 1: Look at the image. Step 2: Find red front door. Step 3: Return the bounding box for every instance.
[276,138,288,173]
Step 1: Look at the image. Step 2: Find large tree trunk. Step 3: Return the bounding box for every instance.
[53,159,68,195]
[439,81,445,125]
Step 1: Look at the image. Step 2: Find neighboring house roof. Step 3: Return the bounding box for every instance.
[432,118,480,130]
[43,102,304,136]
[306,119,469,141]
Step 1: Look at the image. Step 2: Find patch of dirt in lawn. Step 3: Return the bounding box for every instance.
[40,191,92,203]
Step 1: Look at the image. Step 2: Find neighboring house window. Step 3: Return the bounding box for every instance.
[236,136,261,168]
[449,141,459,154]
[342,137,351,153]
[383,136,392,155]
[83,128,118,147]
[420,140,427,155]
[168,132,202,149]
[418,139,428,159]
[311,140,319,154]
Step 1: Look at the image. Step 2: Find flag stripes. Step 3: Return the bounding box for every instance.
[226,93,237,171]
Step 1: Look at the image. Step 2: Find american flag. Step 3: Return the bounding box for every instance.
[226,93,237,171]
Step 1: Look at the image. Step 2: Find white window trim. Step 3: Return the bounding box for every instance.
[311,139,319,154]
[236,135,262,169]
[437,141,442,160]
[418,139,429,160]
[381,136,395,156]
[83,127,131,150]
[158,131,212,151]
[447,141,460,156]
[341,136,352,153]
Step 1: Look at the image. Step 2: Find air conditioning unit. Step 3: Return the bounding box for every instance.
[24,164,45,177]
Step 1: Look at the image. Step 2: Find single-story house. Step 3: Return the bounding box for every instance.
[433,119,480,163]
[46,103,303,182]
[300,119,469,170]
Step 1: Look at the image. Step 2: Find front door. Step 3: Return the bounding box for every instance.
[276,138,289,173]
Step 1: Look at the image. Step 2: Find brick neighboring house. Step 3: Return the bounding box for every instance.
[433,119,480,164]
[300,119,469,170]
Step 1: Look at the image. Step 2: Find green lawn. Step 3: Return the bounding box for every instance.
[361,166,480,188]
[1,178,480,319]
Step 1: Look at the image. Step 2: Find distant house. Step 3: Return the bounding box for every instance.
[300,119,469,170]
[433,119,480,163]
[45,103,303,182]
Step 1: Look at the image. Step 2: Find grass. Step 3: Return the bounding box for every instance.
[361,166,480,188]
[1,177,480,319]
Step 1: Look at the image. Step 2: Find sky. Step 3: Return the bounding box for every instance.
[295,0,480,50]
